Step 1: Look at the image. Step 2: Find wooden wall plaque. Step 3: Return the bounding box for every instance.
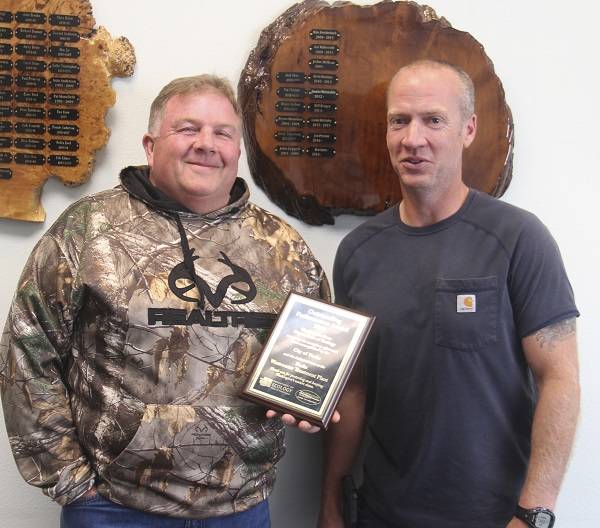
[0,0,135,222]
[239,0,513,225]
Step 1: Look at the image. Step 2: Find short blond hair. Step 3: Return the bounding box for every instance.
[148,74,240,133]
[388,60,475,121]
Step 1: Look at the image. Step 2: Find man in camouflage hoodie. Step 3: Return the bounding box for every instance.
[0,75,329,527]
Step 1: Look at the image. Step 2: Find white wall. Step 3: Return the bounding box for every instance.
[0,1,598,526]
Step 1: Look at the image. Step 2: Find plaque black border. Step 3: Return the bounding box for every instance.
[241,292,374,429]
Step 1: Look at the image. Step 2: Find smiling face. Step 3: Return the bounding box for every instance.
[386,64,476,200]
[142,90,242,214]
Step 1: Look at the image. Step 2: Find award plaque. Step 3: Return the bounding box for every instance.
[242,292,374,428]
[0,0,135,222]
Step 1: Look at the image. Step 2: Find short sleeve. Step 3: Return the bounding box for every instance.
[508,215,579,337]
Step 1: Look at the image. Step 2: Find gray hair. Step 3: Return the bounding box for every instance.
[148,74,240,134]
[388,59,475,120]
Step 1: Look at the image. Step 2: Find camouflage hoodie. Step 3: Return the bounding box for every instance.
[0,166,329,518]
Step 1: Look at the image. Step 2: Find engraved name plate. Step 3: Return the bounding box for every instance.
[48,108,79,120]
[48,154,79,166]
[15,91,46,103]
[49,14,80,27]
[49,77,80,90]
[307,73,338,85]
[276,72,306,84]
[274,145,303,157]
[15,28,47,41]
[16,75,47,88]
[274,131,305,142]
[49,139,79,151]
[306,146,336,158]
[15,44,47,57]
[15,122,45,134]
[15,138,46,150]
[16,59,46,72]
[308,58,338,70]
[274,116,304,128]
[309,29,341,41]
[49,62,80,74]
[306,103,337,114]
[276,87,306,99]
[16,12,47,24]
[308,44,339,55]
[15,106,46,119]
[15,152,45,165]
[48,123,79,136]
[306,132,336,144]
[49,45,80,58]
[307,117,336,128]
[308,88,338,100]
[49,93,79,105]
[49,30,80,43]
[275,101,305,113]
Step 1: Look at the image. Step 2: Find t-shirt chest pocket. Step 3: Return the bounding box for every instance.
[434,276,498,351]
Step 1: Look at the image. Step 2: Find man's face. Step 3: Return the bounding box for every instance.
[143,90,241,213]
[386,66,476,196]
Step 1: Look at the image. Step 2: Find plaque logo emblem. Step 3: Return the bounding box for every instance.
[295,389,321,406]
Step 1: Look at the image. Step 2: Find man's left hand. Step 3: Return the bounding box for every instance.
[265,409,340,434]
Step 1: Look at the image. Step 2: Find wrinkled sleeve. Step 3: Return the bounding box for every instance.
[299,237,331,303]
[317,262,331,303]
[508,216,579,338]
[0,233,95,505]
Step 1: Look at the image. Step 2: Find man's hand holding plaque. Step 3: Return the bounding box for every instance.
[242,293,374,429]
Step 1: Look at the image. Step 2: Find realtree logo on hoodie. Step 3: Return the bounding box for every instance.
[148,249,277,329]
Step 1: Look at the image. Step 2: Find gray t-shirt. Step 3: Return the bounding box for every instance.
[334,190,578,527]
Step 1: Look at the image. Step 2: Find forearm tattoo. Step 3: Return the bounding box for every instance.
[534,317,576,350]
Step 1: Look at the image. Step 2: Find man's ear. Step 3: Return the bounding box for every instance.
[463,114,477,149]
[142,133,155,167]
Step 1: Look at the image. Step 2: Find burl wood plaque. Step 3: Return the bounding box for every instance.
[0,0,135,222]
[239,0,513,225]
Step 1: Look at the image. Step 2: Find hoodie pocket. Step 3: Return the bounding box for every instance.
[104,404,200,491]
[103,403,283,498]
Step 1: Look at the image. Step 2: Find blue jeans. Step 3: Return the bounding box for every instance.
[61,493,270,528]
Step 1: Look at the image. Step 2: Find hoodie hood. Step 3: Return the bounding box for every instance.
[119,165,249,219]
[119,165,252,309]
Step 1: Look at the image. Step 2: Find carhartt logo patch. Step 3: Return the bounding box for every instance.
[457,294,476,313]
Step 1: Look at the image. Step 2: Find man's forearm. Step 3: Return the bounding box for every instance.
[319,380,366,526]
[518,375,580,509]
[518,320,580,510]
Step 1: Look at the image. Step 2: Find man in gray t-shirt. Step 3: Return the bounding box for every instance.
[316,60,579,528]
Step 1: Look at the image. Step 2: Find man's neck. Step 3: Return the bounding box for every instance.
[399,183,469,227]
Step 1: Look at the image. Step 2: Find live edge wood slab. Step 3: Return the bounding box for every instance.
[0,0,135,222]
[239,0,513,225]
